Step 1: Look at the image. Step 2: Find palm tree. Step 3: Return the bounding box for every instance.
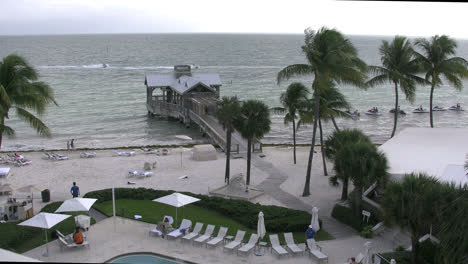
[367,36,426,138]
[413,35,468,128]
[334,141,388,216]
[271,82,309,164]
[381,173,442,264]
[0,54,57,149]
[324,129,373,201]
[277,27,368,196]
[216,96,241,184]
[233,100,271,186]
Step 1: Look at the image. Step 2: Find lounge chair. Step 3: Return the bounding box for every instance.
[181,222,203,242]
[269,234,289,258]
[112,150,136,157]
[127,170,153,178]
[141,148,159,154]
[149,216,174,237]
[80,152,96,158]
[206,226,228,248]
[237,233,259,256]
[284,232,304,256]
[193,224,215,246]
[42,152,52,160]
[167,219,192,240]
[57,230,89,250]
[51,153,68,161]
[223,230,245,252]
[307,238,328,264]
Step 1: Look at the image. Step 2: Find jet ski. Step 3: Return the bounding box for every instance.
[448,104,464,111]
[432,106,446,111]
[389,108,406,115]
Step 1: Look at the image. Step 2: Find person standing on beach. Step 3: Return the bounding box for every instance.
[70,139,75,149]
[71,182,80,198]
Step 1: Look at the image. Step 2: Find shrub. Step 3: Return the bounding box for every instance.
[84,188,314,233]
[360,225,373,238]
[331,203,378,232]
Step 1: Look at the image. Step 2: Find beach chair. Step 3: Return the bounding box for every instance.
[128,170,153,178]
[181,222,203,242]
[141,148,159,154]
[223,230,245,252]
[80,152,96,158]
[112,150,136,157]
[167,219,192,240]
[193,224,215,246]
[237,233,259,256]
[149,216,174,237]
[51,153,68,161]
[206,226,228,248]
[42,152,52,160]
[307,238,328,264]
[269,234,289,258]
[58,236,89,250]
[284,232,304,256]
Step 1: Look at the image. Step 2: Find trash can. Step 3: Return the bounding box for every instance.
[41,189,50,202]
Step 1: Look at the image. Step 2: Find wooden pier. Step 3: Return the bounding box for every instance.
[145,65,261,154]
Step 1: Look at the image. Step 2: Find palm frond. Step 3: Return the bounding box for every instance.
[277,64,314,85]
[0,124,15,137]
[15,107,51,137]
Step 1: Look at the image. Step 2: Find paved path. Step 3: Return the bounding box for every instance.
[253,156,358,239]
[88,208,108,222]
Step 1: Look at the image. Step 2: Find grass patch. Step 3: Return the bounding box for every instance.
[94,199,332,244]
[0,202,95,253]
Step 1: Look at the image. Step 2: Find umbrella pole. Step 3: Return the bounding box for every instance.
[43,229,49,257]
[176,208,178,228]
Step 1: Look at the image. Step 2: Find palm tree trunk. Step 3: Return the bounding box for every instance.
[391,81,399,138]
[246,138,252,186]
[331,117,340,131]
[292,117,297,164]
[318,117,328,176]
[303,88,320,197]
[341,177,348,201]
[429,78,435,128]
[225,126,232,184]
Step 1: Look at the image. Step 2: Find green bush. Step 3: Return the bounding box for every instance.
[84,188,316,233]
[360,225,373,238]
[331,203,378,232]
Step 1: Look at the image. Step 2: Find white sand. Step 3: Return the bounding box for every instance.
[1,146,342,214]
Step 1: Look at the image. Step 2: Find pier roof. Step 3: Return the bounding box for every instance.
[145,73,222,94]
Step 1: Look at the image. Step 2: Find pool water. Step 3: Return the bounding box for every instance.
[108,253,186,264]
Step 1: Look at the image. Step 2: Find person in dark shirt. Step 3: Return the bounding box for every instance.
[70,182,80,198]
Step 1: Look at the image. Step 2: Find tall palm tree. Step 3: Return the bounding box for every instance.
[334,141,388,216]
[277,27,368,196]
[216,96,241,184]
[381,173,442,264]
[324,129,373,201]
[271,82,309,164]
[413,35,468,128]
[0,54,57,149]
[367,36,425,138]
[233,100,271,186]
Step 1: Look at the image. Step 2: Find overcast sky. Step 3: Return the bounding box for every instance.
[1,0,467,38]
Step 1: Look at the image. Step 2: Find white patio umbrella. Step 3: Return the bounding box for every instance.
[55,198,98,213]
[311,207,320,231]
[18,212,71,257]
[152,192,200,227]
[363,241,372,264]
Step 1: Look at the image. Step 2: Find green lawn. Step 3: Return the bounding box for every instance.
[94,199,333,244]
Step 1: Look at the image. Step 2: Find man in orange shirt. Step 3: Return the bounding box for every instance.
[73,227,83,244]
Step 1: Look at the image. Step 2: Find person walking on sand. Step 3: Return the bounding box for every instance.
[71,182,80,198]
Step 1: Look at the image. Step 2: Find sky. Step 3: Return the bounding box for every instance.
[0,0,467,38]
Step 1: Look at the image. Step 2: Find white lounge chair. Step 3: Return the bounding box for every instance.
[141,148,159,154]
[42,152,52,160]
[206,226,228,248]
[112,150,136,157]
[223,230,245,252]
[193,224,215,246]
[237,233,259,256]
[182,222,204,242]
[80,152,96,158]
[167,219,192,240]
[284,232,304,256]
[127,170,153,178]
[149,216,174,237]
[307,238,328,264]
[270,234,289,258]
[51,153,68,161]
[58,236,89,250]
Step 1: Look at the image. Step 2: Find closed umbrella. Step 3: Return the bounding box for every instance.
[18,213,71,257]
[257,211,266,240]
[311,207,320,231]
[55,198,97,213]
[152,192,200,227]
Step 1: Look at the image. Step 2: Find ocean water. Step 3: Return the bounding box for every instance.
[0,33,467,151]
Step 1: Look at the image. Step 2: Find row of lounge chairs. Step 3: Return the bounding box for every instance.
[148,218,327,260]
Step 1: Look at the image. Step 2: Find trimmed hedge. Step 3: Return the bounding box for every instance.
[331,203,378,232]
[84,188,320,233]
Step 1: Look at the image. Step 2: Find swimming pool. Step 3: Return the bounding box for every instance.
[107,253,192,264]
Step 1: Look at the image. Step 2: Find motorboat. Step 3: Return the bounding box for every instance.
[432,106,446,111]
[365,108,381,116]
[413,107,429,113]
[389,108,406,115]
[449,104,464,111]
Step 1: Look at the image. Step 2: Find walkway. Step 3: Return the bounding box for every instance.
[253,156,358,239]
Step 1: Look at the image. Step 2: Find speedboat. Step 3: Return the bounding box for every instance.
[365,109,381,116]
[389,108,406,115]
[432,106,446,111]
[449,105,464,111]
[413,107,429,113]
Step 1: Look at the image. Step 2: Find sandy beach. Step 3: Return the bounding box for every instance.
[1,146,340,215]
